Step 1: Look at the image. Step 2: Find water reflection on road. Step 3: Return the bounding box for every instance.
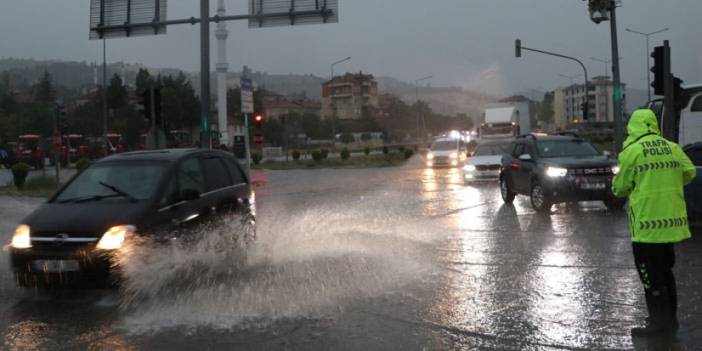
[0,164,700,350]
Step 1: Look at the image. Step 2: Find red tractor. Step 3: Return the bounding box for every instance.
[61,134,88,164]
[17,134,44,169]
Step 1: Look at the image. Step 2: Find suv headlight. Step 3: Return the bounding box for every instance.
[450,153,458,159]
[464,165,476,172]
[546,167,568,177]
[611,165,620,175]
[96,225,135,250]
[427,153,434,160]
[11,225,31,249]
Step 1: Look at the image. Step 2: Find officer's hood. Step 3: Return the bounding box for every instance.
[624,109,660,149]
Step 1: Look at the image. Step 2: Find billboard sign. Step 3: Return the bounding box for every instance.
[90,0,168,40]
[241,78,254,114]
[249,0,338,28]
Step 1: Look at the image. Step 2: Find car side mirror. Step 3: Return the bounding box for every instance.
[181,189,201,201]
[518,154,533,161]
[603,150,612,158]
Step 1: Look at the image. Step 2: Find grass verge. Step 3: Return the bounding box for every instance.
[0,176,61,198]
[253,153,411,170]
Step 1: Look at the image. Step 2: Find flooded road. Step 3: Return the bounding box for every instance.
[1,159,701,350]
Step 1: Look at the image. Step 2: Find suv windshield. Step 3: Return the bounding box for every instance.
[474,144,508,156]
[55,163,164,202]
[537,139,600,158]
[431,140,458,151]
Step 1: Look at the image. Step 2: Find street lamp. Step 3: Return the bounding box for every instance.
[590,56,623,77]
[415,75,432,141]
[625,27,669,102]
[330,56,351,80]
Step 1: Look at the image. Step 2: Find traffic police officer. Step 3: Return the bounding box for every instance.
[612,109,697,336]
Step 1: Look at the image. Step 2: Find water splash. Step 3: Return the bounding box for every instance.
[115,190,440,334]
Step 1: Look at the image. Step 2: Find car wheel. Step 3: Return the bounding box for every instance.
[530,180,551,212]
[603,197,626,211]
[500,176,516,203]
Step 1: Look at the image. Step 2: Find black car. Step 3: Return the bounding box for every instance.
[8,148,255,287]
[499,134,622,212]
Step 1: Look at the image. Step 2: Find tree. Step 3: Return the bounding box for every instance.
[33,70,54,102]
[107,74,127,110]
[159,73,200,132]
[135,68,152,93]
[262,118,285,146]
[537,92,554,125]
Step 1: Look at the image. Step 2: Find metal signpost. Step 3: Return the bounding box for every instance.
[89,0,339,149]
[241,77,254,172]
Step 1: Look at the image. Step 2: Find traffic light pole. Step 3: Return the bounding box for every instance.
[608,2,624,154]
[515,41,590,121]
[663,40,676,140]
[53,105,60,183]
[244,113,252,176]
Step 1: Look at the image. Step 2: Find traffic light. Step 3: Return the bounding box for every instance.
[581,102,589,121]
[62,122,69,135]
[137,89,152,121]
[515,39,521,58]
[673,76,684,107]
[650,46,664,96]
[254,114,264,128]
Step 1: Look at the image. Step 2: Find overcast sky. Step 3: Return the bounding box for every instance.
[0,0,700,96]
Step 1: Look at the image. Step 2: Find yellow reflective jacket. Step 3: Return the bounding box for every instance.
[612,109,697,243]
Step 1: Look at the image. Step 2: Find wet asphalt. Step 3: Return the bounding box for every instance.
[0,158,701,350]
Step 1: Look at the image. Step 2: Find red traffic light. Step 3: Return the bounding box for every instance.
[255,115,263,122]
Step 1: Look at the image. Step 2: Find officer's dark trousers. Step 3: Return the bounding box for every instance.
[632,242,677,324]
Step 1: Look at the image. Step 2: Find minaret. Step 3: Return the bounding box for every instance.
[215,0,230,146]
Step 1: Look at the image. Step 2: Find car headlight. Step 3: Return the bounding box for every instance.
[546,167,568,177]
[427,153,434,160]
[10,225,31,249]
[611,165,620,175]
[450,153,458,159]
[96,225,134,250]
[464,165,476,172]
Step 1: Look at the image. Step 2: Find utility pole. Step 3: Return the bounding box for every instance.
[608,1,624,154]
[586,0,624,153]
[200,0,211,149]
[102,38,107,137]
[625,27,669,102]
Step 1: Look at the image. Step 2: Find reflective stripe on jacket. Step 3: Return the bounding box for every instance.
[612,109,697,243]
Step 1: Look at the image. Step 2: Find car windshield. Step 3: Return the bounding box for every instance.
[431,140,457,151]
[473,144,508,156]
[54,163,164,202]
[537,140,600,158]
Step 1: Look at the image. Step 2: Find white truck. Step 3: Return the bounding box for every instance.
[648,84,702,147]
[478,104,531,139]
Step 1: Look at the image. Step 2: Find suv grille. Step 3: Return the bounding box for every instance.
[476,165,501,171]
[568,167,613,176]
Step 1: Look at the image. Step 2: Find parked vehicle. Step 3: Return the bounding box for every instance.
[8,148,256,287]
[648,83,702,148]
[499,134,622,212]
[683,142,702,227]
[17,134,44,169]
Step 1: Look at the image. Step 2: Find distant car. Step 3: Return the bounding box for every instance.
[684,143,702,227]
[499,134,622,212]
[426,137,466,168]
[8,149,255,287]
[463,139,512,183]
